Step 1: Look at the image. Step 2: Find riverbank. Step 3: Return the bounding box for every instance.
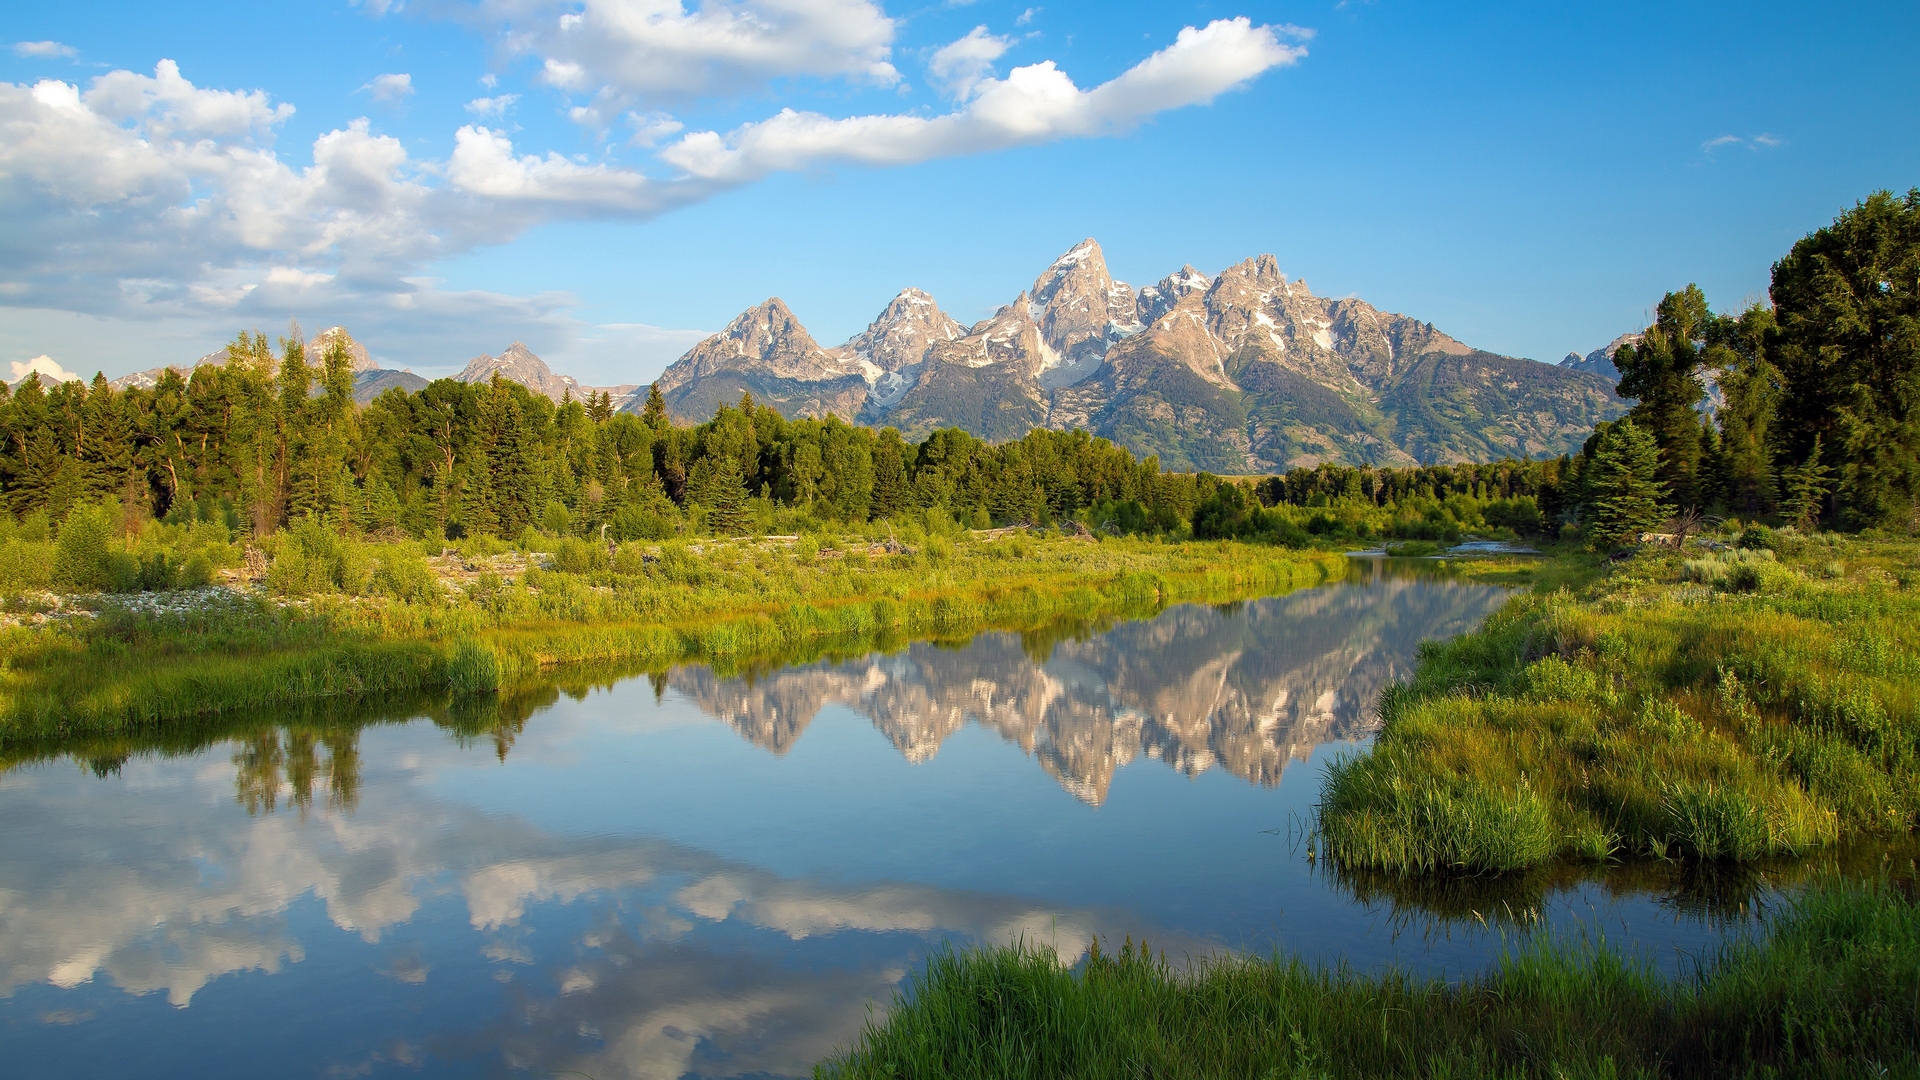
[818,877,1919,1079]
[1318,530,1920,874]
[0,535,1346,747]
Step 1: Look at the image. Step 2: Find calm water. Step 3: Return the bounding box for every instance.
[0,561,1786,1078]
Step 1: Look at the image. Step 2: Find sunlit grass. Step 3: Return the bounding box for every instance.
[818,878,1920,1080]
[1318,534,1920,873]
[0,535,1344,745]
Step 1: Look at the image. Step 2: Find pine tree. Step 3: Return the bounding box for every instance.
[687,454,747,535]
[1586,419,1672,551]
[1614,286,1710,507]
[1780,436,1836,531]
[1772,189,1920,529]
[641,383,668,430]
[1708,304,1782,517]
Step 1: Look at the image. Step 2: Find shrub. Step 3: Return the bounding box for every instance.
[549,536,609,574]
[371,546,442,604]
[53,504,118,592]
[268,519,370,597]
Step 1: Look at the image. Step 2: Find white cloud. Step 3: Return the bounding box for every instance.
[501,0,899,102]
[660,17,1305,184]
[9,355,82,384]
[360,72,415,102]
[627,111,685,147]
[466,93,520,118]
[1015,8,1037,27]
[13,41,77,59]
[928,26,1010,101]
[1701,132,1785,156]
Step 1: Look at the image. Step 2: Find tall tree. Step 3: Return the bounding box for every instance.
[1614,286,1710,508]
[1585,419,1672,551]
[1707,303,1783,517]
[1771,189,1920,529]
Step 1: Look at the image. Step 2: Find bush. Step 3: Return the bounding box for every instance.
[268,519,370,597]
[371,546,442,604]
[53,504,119,592]
[548,536,609,574]
[0,538,55,591]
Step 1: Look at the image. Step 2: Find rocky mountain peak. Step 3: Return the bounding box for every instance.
[718,298,823,362]
[309,326,377,373]
[836,288,964,373]
[1138,265,1213,326]
[458,341,591,402]
[1026,239,1141,388]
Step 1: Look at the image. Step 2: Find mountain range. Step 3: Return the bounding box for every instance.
[633,240,1628,470]
[85,241,1634,470]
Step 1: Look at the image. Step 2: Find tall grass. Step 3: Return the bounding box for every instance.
[818,878,1920,1080]
[0,536,1343,746]
[1318,534,1920,874]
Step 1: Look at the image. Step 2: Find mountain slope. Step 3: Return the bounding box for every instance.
[636,240,1630,467]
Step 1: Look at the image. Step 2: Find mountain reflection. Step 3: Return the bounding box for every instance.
[671,564,1508,803]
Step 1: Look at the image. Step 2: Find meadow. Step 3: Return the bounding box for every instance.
[0,516,1344,746]
[1316,527,1920,874]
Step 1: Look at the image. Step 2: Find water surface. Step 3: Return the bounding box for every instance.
[0,561,1795,1078]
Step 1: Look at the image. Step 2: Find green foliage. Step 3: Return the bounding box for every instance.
[1318,534,1920,875]
[1615,286,1711,506]
[267,519,369,597]
[1772,188,1920,530]
[819,879,1920,1080]
[52,503,120,591]
[1585,420,1672,550]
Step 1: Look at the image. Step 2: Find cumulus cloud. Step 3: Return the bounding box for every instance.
[360,72,415,102]
[928,26,1010,101]
[501,0,899,102]
[9,355,82,384]
[1,20,1305,375]
[13,41,77,59]
[465,92,520,118]
[659,17,1305,185]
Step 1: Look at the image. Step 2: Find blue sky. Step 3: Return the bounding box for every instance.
[2,1,1915,387]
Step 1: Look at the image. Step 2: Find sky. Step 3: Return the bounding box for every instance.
[2,1,1916,388]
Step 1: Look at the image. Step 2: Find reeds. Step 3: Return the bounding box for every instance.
[0,536,1343,746]
[1318,534,1920,874]
[818,878,1920,1079]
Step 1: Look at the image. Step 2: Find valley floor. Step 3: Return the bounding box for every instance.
[0,533,1345,748]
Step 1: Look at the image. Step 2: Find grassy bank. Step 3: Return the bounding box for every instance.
[818,878,1919,1080]
[0,534,1344,746]
[1317,530,1920,874]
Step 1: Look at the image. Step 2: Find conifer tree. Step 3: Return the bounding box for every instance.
[1780,436,1836,531]
[1586,419,1672,550]
[1614,286,1709,507]
[641,383,668,429]
[1771,188,1920,529]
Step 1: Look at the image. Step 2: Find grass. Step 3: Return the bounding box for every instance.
[818,877,1920,1080]
[1317,531,1920,875]
[0,534,1345,747]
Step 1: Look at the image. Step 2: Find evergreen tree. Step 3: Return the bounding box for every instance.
[1614,286,1710,507]
[641,383,668,429]
[1780,436,1836,531]
[686,454,747,535]
[1771,188,1920,529]
[1586,419,1672,551]
[870,428,912,520]
[1707,304,1782,517]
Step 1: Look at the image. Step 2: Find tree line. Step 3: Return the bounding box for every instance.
[1,189,1912,554]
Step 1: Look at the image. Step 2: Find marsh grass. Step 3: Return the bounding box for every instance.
[1318,535,1920,874]
[0,536,1342,746]
[818,879,1920,1080]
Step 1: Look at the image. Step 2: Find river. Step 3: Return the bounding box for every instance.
[0,559,1799,1078]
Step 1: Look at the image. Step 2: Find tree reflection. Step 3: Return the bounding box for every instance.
[233,728,363,817]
